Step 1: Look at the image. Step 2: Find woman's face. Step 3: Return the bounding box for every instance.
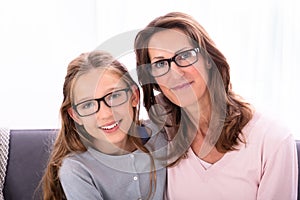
[148,28,209,107]
[70,68,139,153]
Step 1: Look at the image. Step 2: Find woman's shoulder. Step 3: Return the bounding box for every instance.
[244,110,294,146]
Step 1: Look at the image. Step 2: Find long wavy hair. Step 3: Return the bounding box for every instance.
[134,12,253,165]
[41,50,156,199]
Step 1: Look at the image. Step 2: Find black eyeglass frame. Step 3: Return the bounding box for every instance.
[146,47,200,77]
[73,87,131,117]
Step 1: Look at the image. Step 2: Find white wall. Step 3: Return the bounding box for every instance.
[0,0,97,129]
[1,0,299,139]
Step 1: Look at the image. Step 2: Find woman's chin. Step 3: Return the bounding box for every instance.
[171,96,199,108]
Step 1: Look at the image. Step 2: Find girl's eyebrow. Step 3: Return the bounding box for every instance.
[100,87,125,98]
[75,96,92,105]
[76,85,126,103]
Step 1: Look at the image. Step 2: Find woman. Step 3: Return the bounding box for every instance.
[41,50,166,200]
[134,12,297,199]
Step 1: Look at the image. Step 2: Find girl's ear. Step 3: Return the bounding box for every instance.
[130,85,140,107]
[68,107,83,125]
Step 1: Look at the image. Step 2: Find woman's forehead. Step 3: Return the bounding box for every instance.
[148,29,192,51]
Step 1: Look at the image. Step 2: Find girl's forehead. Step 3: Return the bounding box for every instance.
[73,68,127,101]
[77,68,124,85]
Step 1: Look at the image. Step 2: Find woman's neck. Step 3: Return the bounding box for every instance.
[184,89,211,132]
[183,89,226,162]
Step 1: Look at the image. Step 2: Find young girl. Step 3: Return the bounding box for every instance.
[41,50,166,200]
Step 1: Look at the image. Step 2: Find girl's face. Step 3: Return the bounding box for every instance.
[70,68,139,153]
[148,28,209,107]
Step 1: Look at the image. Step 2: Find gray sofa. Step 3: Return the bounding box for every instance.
[3,129,57,200]
[2,129,300,200]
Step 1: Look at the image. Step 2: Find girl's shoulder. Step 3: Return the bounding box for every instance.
[139,119,168,156]
[140,119,167,141]
[60,151,92,177]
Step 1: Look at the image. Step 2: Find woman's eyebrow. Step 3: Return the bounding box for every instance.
[152,56,165,60]
[175,47,193,54]
[151,47,192,61]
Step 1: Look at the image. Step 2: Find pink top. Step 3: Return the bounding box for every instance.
[167,112,298,200]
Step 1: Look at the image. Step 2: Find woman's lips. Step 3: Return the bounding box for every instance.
[171,81,193,91]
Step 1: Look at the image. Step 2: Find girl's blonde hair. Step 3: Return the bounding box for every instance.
[41,50,156,199]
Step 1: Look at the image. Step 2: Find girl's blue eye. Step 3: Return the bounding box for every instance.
[110,93,121,99]
[82,101,95,109]
[107,91,123,101]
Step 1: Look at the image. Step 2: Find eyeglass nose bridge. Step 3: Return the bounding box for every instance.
[166,55,179,68]
[162,55,181,76]
[96,97,113,112]
[166,55,189,76]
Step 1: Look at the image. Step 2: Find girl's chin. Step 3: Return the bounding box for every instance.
[90,135,128,151]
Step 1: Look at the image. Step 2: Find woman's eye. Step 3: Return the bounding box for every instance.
[153,61,168,68]
[178,51,192,60]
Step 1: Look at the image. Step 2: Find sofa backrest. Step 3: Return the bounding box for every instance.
[3,129,57,200]
[2,130,300,200]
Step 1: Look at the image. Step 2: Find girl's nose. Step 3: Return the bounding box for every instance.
[96,101,113,118]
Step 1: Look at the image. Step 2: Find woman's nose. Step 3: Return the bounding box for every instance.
[169,61,185,77]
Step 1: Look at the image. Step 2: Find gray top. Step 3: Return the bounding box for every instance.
[59,125,167,200]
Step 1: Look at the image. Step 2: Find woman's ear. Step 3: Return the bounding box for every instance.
[206,59,212,69]
[68,107,83,125]
[130,85,140,107]
[205,57,213,69]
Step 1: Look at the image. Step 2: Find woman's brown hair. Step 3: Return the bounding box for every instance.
[134,12,253,165]
[41,50,156,199]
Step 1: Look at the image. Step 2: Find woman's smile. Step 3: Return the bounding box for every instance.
[171,81,194,91]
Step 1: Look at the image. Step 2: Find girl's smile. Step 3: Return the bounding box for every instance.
[99,119,122,133]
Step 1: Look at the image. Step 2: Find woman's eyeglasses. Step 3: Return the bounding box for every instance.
[147,47,200,77]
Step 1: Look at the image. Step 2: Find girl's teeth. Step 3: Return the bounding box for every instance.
[101,121,119,130]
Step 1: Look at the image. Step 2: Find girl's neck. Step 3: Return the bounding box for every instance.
[93,138,136,156]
